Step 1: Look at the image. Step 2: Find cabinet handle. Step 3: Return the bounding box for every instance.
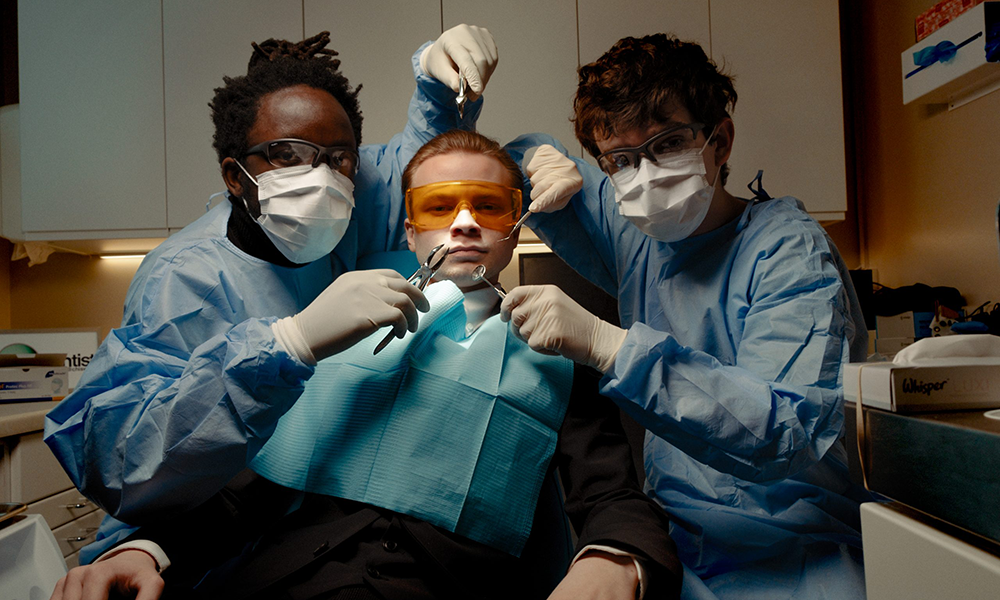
[65,527,99,542]
[61,498,92,509]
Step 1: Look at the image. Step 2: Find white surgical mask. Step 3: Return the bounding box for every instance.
[239,163,355,264]
[610,129,719,242]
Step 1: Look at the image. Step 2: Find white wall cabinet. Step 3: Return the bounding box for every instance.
[18,0,167,239]
[9,0,848,244]
[710,0,846,218]
[163,1,305,229]
[442,0,580,156]
[306,1,442,148]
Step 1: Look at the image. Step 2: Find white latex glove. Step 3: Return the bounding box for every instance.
[523,144,584,213]
[273,269,429,364]
[419,24,498,100]
[501,285,626,373]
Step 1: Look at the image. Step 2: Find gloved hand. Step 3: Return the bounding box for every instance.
[273,269,430,364]
[523,145,584,213]
[500,284,626,373]
[419,24,498,101]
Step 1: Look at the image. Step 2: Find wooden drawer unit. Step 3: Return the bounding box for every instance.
[30,487,99,531]
[52,508,106,557]
[2,431,73,503]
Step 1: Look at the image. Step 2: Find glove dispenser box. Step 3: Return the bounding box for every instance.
[901,1,1000,108]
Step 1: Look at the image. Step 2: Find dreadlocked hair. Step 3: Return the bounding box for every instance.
[209,31,363,165]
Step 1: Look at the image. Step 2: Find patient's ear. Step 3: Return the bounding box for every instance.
[404,219,417,252]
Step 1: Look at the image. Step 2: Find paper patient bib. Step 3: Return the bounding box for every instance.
[251,281,574,556]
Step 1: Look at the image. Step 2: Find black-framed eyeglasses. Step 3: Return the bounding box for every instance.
[245,138,360,176]
[596,123,707,175]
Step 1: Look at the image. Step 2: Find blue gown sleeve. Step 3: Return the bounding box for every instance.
[504,136,854,483]
[602,229,855,484]
[502,134,632,298]
[355,41,483,254]
[43,252,314,523]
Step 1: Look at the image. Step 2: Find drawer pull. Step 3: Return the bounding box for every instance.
[65,527,99,542]
[61,499,92,509]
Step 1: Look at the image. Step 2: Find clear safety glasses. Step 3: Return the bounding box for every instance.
[406,180,522,232]
[245,138,360,176]
[596,122,707,175]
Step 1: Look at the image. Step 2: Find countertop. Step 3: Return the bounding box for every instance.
[0,401,60,437]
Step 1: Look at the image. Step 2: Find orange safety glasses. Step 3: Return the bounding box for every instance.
[406,180,522,232]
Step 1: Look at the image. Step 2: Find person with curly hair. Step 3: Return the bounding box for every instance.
[499,34,872,599]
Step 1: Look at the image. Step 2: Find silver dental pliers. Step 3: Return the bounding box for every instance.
[373,243,448,354]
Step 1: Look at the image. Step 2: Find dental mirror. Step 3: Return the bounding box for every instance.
[472,265,506,299]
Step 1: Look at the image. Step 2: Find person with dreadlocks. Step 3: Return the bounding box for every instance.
[43,24,497,558]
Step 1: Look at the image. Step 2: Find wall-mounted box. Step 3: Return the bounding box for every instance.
[902,1,1000,109]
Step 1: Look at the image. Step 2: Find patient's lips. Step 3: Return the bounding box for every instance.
[447,244,487,259]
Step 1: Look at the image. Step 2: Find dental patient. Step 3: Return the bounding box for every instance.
[48,130,682,600]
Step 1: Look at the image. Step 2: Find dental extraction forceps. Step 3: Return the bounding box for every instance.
[373,243,448,355]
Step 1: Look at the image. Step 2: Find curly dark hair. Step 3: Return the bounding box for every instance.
[209,31,363,165]
[573,34,737,184]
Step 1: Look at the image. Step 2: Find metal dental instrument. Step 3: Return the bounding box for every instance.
[472,265,506,299]
[456,76,468,119]
[498,211,531,243]
[373,243,449,355]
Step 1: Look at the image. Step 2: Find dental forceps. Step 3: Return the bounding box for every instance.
[456,76,468,119]
[373,243,448,355]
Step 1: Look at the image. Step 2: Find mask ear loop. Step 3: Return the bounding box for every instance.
[702,125,722,190]
[234,161,260,214]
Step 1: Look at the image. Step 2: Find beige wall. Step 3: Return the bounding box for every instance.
[858,0,1000,308]
[6,251,139,340]
[0,238,11,328]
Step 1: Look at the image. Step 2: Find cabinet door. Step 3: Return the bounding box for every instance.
[306,1,442,147]
[18,0,167,235]
[576,1,711,163]
[164,1,304,229]
[710,0,846,219]
[442,0,579,155]
[577,0,711,66]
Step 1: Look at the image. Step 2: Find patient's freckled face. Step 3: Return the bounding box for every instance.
[404,152,519,292]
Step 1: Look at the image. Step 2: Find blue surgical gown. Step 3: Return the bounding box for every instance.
[43,43,479,561]
[505,135,872,599]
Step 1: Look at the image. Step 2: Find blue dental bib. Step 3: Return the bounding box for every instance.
[251,281,574,556]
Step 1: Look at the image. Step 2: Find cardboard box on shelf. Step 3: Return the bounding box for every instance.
[0,354,70,403]
[0,329,98,392]
[916,0,986,41]
[874,336,916,358]
[876,311,934,339]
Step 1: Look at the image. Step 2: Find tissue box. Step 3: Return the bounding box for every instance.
[916,0,986,41]
[0,354,69,403]
[844,359,1000,412]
